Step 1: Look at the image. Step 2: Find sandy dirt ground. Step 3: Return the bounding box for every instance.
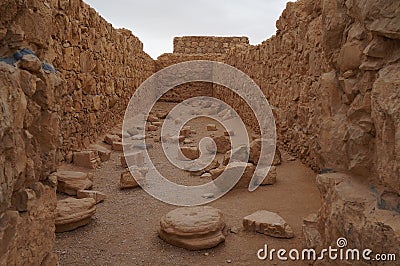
[54,102,321,266]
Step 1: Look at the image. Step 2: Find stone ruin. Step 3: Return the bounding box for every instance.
[0,0,399,264]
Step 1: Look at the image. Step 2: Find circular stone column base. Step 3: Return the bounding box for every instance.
[158,206,226,250]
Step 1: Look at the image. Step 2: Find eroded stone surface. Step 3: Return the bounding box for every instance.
[180,147,200,160]
[211,162,256,190]
[243,210,294,238]
[55,198,96,233]
[212,136,231,154]
[308,173,400,256]
[73,151,101,169]
[88,144,111,162]
[53,171,93,196]
[158,206,226,250]
[120,151,145,168]
[77,190,106,204]
[104,134,121,145]
[120,170,143,189]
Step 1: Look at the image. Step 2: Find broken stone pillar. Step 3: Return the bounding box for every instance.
[243,210,294,238]
[55,198,96,233]
[158,206,226,250]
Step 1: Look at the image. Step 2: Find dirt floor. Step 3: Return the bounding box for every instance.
[54,102,321,266]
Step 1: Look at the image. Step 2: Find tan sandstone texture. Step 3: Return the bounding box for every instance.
[0,0,154,263]
[158,206,226,250]
[53,171,93,196]
[55,197,96,233]
[1,0,399,263]
[243,210,294,239]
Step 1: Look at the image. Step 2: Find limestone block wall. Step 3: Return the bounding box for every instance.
[173,36,249,54]
[215,0,329,171]
[156,43,227,102]
[0,0,155,264]
[0,57,60,266]
[0,0,155,159]
[216,0,400,252]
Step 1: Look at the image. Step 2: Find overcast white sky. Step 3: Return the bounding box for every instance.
[84,0,290,59]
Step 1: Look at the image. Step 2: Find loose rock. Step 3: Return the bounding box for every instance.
[243,210,294,238]
[180,147,200,160]
[77,190,106,204]
[120,151,144,168]
[120,170,143,189]
[53,171,93,196]
[88,144,111,162]
[112,141,124,151]
[104,134,121,145]
[212,136,231,154]
[73,151,101,169]
[207,124,217,131]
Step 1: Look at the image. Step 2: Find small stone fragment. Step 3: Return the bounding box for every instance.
[152,121,162,127]
[207,124,217,131]
[212,136,231,154]
[180,126,191,137]
[212,162,255,190]
[259,166,277,186]
[224,130,234,136]
[73,150,101,169]
[229,227,239,234]
[243,210,294,238]
[104,134,121,145]
[88,144,111,162]
[112,141,124,151]
[147,115,159,122]
[146,124,158,131]
[200,173,212,178]
[183,139,193,144]
[209,167,225,180]
[19,54,42,73]
[180,147,200,160]
[77,190,106,204]
[53,171,93,195]
[120,170,143,189]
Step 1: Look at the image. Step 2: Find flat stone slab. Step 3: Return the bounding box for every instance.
[243,210,294,238]
[158,206,226,250]
[55,198,96,233]
[53,171,93,196]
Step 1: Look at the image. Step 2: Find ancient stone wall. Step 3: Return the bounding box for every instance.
[215,0,329,170]
[0,0,155,264]
[0,54,60,266]
[216,0,400,252]
[173,36,249,54]
[0,0,155,159]
[156,40,228,102]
